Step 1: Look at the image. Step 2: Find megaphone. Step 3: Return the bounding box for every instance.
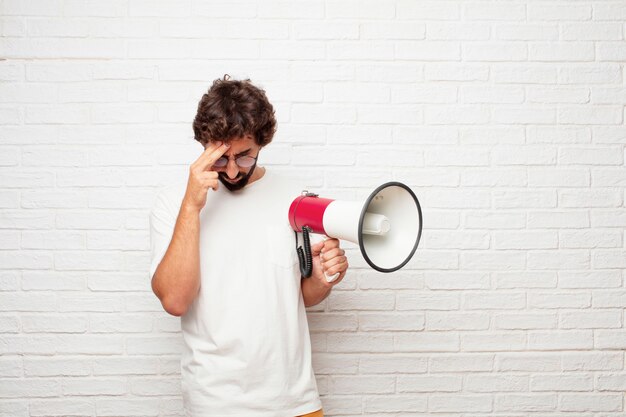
[289,182,423,278]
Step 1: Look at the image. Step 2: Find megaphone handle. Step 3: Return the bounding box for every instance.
[322,236,340,283]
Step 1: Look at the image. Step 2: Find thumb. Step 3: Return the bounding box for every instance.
[310,240,324,256]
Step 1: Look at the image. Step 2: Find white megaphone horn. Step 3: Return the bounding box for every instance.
[289,182,423,279]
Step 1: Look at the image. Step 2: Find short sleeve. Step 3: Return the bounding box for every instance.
[149,190,178,279]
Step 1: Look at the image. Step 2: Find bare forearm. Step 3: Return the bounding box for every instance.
[152,204,201,316]
[301,276,332,307]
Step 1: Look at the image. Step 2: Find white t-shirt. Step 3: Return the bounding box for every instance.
[149,168,323,417]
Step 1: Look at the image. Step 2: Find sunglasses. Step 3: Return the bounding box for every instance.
[212,155,258,168]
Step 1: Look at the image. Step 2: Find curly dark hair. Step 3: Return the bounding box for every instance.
[192,74,277,147]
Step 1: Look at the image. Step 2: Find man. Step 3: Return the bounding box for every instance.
[149,75,348,417]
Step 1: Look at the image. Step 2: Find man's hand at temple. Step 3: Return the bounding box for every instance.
[301,238,349,307]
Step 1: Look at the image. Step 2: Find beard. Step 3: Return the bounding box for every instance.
[218,162,257,192]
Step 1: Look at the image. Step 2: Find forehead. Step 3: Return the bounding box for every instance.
[205,135,259,154]
[224,135,257,153]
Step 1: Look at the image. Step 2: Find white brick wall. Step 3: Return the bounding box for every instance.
[1,0,625,416]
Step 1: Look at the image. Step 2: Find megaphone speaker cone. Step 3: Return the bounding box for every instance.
[358,182,422,272]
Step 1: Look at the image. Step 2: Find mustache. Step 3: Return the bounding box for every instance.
[219,173,242,182]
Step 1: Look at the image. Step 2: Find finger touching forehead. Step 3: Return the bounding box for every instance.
[217,135,259,156]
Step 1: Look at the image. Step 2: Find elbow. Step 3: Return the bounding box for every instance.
[152,277,191,317]
[161,296,189,317]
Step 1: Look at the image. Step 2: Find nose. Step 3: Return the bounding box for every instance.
[226,158,239,179]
